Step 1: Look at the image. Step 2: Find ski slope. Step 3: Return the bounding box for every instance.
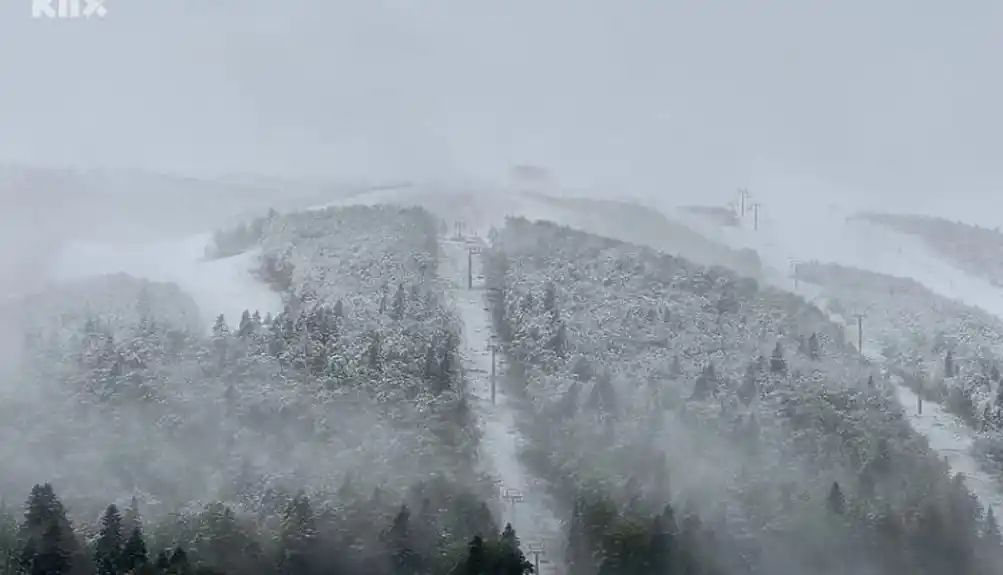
[49,233,282,330]
[317,181,586,238]
[676,201,1003,318]
[672,199,1003,518]
[895,384,1003,517]
[439,236,563,575]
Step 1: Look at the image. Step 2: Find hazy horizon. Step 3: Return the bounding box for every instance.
[1,0,1000,226]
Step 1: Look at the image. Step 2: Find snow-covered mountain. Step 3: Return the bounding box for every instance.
[667,194,1003,518]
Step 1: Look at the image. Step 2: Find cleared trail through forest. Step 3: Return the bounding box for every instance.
[680,206,1003,520]
[440,235,564,575]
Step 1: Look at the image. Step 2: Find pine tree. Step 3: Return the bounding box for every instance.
[237,310,254,338]
[392,283,406,321]
[121,527,148,573]
[543,283,557,319]
[647,507,675,574]
[94,504,124,575]
[738,362,758,405]
[17,484,78,575]
[167,547,191,575]
[826,482,845,516]
[121,497,140,540]
[985,507,1001,546]
[32,523,72,575]
[437,336,454,393]
[154,550,169,572]
[497,524,533,575]
[368,333,382,370]
[278,494,318,575]
[424,345,438,382]
[211,314,229,367]
[808,332,820,360]
[386,505,420,575]
[463,535,488,575]
[770,342,786,374]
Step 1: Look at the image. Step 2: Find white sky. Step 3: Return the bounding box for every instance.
[1,0,1001,222]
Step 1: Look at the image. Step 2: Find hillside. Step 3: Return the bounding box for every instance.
[17,274,202,339]
[793,261,1003,483]
[6,205,481,522]
[522,192,763,279]
[855,212,1003,289]
[1,203,736,575]
[8,199,1003,575]
[484,217,1003,575]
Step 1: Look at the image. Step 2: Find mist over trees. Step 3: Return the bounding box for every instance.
[1,203,1002,574]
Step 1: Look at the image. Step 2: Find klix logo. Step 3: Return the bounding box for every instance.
[32,0,108,19]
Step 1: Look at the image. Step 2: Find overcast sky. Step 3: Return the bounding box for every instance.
[1,0,1000,221]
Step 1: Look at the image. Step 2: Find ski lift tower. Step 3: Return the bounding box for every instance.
[502,487,524,523]
[525,540,546,574]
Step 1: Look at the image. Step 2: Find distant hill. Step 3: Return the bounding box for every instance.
[0,165,370,297]
[17,273,202,339]
[521,192,762,279]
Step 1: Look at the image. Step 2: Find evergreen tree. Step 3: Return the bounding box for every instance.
[437,336,454,393]
[277,494,318,575]
[670,355,682,378]
[17,484,78,575]
[392,283,406,321]
[770,342,786,374]
[808,332,820,360]
[386,505,420,575]
[154,551,169,572]
[826,482,846,516]
[543,283,557,319]
[121,527,148,573]
[93,504,123,575]
[167,547,191,575]
[237,310,254,338]
[497,524,533,575]
[32,523,72,575]
[463,535,488,575]
[424,345,438,382]
[121,498,140,540]
[647,510,675,575]
[738,362,758,405]
[985,507,1002,547]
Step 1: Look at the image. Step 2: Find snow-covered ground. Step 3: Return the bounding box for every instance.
[49,233,282,329]
[670,198,1003,518]
[439,236,563,574]
[318,181,585,238]
[675,201,1003,318]
[894,383,1003,517]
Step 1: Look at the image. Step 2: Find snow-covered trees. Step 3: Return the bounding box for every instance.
[7,205,481,524]
[483,217,1002,575]
[796,261,1003,439]
[858,212,1003,289]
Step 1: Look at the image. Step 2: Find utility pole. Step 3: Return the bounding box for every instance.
[526,541,546,574]
[739,188,751,216]
[853,314,865,355]
[750,202,761,231]
[489,338,498,404]
[790,260,802,291]
[503,488,524,524]
[468,247,473,289]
